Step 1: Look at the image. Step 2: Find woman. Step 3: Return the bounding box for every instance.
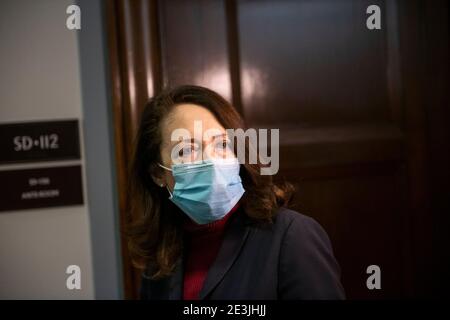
[128,85,345,300]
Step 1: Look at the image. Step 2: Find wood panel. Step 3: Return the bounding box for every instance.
[236,0,410,298]
[420,0,450,298]
[106,0,162,299]
[237,0,391,126]
[158,0,232,101]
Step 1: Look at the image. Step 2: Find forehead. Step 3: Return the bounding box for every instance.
[161,103,225,137]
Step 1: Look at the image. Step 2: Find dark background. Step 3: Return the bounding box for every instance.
[105,0,449,299]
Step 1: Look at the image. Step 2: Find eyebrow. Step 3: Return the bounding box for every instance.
[170,133,228,146]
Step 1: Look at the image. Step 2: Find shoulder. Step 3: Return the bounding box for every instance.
[243,206,330,246]
[272,207,329,243]
[273,208,345,299]
[273,207,316,226]
[244,206,334,257]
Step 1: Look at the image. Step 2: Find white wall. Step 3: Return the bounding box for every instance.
[0,0,94,299]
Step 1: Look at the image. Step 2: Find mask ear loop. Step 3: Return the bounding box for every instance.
[158,163,173,198]
[158,163,172,172]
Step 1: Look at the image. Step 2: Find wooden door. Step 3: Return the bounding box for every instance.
[106,0,449,299]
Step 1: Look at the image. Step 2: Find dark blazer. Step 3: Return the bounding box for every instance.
[140,207,345,300]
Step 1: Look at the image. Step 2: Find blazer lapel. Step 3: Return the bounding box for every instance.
[198,211,251,299]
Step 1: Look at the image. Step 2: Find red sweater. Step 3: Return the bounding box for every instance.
[182,203,240,300]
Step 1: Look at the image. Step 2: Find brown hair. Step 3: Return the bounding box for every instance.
[127,85,294,279]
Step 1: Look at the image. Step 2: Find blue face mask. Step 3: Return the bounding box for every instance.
[158,158,245,224]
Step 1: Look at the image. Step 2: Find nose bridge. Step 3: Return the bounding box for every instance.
[201,140,219,161]
[202,142,234,161]
[202,142,213,160]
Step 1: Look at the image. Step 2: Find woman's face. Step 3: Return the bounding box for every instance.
[154,103,234,191]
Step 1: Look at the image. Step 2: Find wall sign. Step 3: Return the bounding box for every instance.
[0,120,81,164]
[0,165,84,212]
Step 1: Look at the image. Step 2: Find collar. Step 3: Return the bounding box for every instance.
[168,203,251,300]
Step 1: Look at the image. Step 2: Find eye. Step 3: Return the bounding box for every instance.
[178,143,200,158]
[214,139,231,153]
